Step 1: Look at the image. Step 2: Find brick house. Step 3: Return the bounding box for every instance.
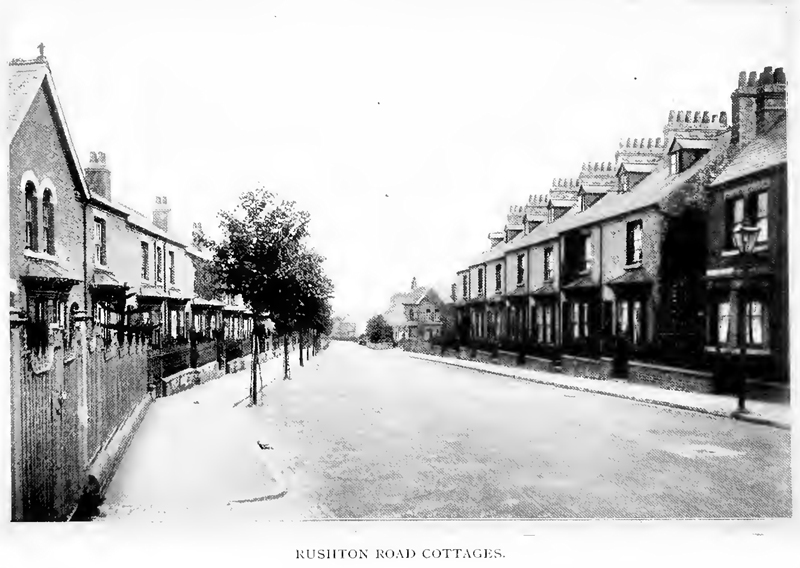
[703,67,787,392]
[9,57,90,339]
[83,155,198,345]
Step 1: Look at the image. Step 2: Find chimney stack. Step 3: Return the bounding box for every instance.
[756,66,787,135]
[85,151,111,199]
[153,196,170,233]
[731,69,759,145]
[191,222,204,249]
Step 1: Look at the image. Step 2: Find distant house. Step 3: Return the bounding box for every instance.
[384,278,445,341]
[330,316,357,339]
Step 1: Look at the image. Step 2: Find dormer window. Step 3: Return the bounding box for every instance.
[669,139,713,175]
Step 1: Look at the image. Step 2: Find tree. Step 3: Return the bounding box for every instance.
[289,247,334,367]
[364,314,392,344]
[204,187,312,404]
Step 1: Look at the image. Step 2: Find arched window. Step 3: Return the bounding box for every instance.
[24,182,38,250]
[42,189,55,254]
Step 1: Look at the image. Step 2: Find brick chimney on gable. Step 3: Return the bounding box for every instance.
[85,151,111,199]
[191,222,204,249]
[153,196,170,233]
[756,66,787,135]
[731,70,759,145]
[731,66,786,146]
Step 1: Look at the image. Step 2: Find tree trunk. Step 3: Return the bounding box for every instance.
[283,334,291,380]
[250,331,258,405]
[299,331,304,367]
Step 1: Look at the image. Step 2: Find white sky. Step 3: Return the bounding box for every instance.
[4,0,789,332]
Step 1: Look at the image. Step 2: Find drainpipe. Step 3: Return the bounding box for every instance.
[599,225,603,355]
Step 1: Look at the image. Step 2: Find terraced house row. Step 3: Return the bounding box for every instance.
[7,51,280,520]
[452,66,788,399]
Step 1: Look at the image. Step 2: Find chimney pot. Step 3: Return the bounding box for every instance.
[711,114,718,123]
[693,111,701,123]
[759,66,774,85]
[676,111,684,122]
[668,110,676,122]
[153,195,171,233]
[719,111,728,127]
[655,137,661,147]
[647,138,653,148]
[747,71,757,87]
[685,110,692,122]
[85,150,110,199]
[738,71,747,88]
[632,138,638,148]
[774,67,786,83]
[626,138,631,147]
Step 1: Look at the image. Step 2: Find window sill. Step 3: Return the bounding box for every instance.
[624,262,643,271]
[722,245,768,257]
[24,249,59,263]
[704,345,771,355]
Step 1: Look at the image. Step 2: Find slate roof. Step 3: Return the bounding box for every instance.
[562,274,600,290]
[21,258,81,282]
[710,120,786,187]
[91,269,124,288]
[607,268,655,287]
[468,130,731,269]
[531,282,559,296]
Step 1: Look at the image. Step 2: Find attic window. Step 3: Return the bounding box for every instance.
[620,173,630,193]
[669,152,679,175]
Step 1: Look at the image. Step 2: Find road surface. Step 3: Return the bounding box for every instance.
[100,342,790,520]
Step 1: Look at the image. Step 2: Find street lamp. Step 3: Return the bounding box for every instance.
[731,224,761,414]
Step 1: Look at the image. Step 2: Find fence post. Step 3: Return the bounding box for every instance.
[73,310,91,475]
[10,307,26,521]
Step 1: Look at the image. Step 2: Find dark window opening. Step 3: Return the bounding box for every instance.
[25,182,38,251]
[42,189,54,255]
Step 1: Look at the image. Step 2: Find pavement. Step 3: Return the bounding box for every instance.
[408,351,792,430]
[98,342,791,520]
[98,354,293,522]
